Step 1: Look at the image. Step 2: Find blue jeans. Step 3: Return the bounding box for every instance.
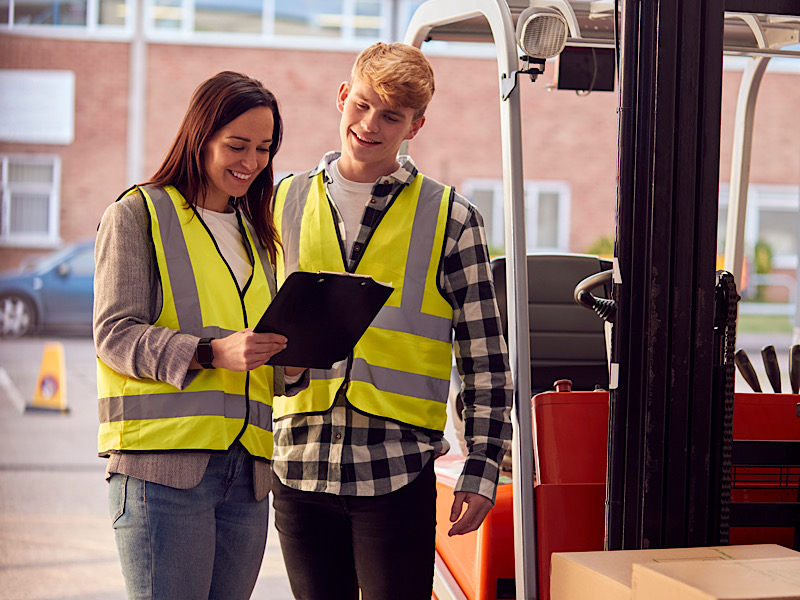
[108,443,269,600]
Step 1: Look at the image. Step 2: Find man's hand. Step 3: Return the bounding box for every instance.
[448,491,493,536]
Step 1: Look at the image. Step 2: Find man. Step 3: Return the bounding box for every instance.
[271,42,513,600]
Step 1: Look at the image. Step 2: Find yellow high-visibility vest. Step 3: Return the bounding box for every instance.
[273,170,453,431]
[97,185,276,458]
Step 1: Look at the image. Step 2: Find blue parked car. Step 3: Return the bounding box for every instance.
[0,239,95,338]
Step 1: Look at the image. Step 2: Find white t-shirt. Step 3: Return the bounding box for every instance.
[327,158,374,252]
[197,206,252,289]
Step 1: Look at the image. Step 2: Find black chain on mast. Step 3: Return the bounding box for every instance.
[711,270,740,544]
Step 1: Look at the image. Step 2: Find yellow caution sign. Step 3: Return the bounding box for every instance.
[26,342,69,413]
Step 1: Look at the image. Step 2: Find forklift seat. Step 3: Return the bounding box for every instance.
[491,253,612,396]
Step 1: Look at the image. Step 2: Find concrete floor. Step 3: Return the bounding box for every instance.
[0,335,293,600]
[0,330,792,599]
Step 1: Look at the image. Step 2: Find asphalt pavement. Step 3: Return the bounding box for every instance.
[0,334,293,600]
[0,331,793,599]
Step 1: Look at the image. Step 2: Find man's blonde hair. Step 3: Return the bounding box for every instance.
[350,42,435,119]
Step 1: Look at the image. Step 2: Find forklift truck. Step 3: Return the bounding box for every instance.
[402,2,800,598]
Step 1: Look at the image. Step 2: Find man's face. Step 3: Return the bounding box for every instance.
[336,78,425,183]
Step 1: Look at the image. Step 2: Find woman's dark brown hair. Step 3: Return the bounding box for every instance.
[146,71,284,261]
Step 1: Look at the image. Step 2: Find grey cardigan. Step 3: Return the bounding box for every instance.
[94,190,303,500]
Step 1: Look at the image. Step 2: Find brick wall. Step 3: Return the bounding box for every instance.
[1,33,797,270]
[0,34,128,268]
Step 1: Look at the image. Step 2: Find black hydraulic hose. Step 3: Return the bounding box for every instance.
[575,271,617,323]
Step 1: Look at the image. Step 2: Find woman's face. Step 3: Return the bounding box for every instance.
[201,105,274,211]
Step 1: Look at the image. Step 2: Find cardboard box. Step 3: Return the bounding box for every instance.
[633,557,800,600]
[550,544,800,600]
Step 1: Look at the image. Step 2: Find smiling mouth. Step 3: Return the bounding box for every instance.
[230,170,253,181]
[352,130,379,145]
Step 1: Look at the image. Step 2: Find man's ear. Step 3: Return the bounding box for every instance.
[404,115,426,141]
[336,82,350,114]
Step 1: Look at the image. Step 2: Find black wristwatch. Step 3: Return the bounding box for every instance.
[195,337,215,369]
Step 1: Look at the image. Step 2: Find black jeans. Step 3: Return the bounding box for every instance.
[272,459,437,600]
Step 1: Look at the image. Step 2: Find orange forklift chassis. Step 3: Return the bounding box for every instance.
[433,390,800,600]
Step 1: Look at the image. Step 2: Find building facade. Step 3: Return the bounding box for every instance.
[1,1,798,286]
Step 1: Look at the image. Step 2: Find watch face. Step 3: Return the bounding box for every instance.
[197,339,214,366]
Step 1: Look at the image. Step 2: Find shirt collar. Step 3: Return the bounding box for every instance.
[311,152,419,188]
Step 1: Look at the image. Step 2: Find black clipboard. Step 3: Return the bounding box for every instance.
[255,271,394,369]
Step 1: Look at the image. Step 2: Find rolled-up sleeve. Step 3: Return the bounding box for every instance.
[273,366,310,397]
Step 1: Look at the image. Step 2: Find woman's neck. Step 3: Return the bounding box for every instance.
[198,195,233,213]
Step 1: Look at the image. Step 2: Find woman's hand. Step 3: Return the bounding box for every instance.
[208,329,287,372]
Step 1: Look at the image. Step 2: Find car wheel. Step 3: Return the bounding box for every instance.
[0,294,36,338]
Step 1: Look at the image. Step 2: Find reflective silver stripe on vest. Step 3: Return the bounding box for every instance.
[402,177,446,311]
[369,177,452,340]
[370,307,451,341]
[144,185,258,336]
[350,357,449,403]
[310,360,346,381]
[279,175,315,275]
[98,392,273,430]
[143,185,204,333]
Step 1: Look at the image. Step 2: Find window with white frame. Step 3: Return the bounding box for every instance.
[148,0,395,42]
[0,1,470,49]
[10,0,87,25]
[718,184,800,271]
[397,0,424,32]
[462,179,571,256]
[0,155,61,247]
[718,183,800,305]
[0,0,127,27]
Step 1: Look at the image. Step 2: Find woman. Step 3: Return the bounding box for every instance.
[94,71,304,600]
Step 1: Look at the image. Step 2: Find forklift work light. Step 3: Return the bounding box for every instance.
[516,6,568,59]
